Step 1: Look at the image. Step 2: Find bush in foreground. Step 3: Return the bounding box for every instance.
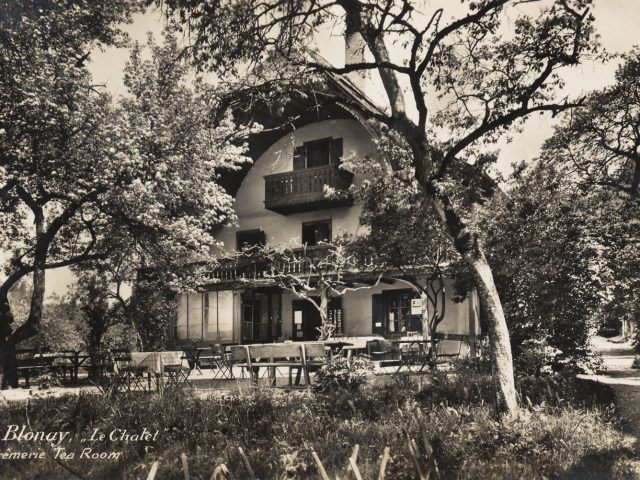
[0,372,636,479]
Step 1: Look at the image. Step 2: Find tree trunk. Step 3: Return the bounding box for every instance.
[0,337,18,389]
[420,292,430,339]
[424,183,518,415]
[469,255,518,414]
[0,292,18,389]
[0,257,47,390]
[419,293,439,369]
[317,287,332,341]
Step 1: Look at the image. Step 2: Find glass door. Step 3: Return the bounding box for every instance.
[384,291,414,337]
[242,289,281,343]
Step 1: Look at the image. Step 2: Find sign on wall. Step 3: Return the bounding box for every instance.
[411,298,423,315]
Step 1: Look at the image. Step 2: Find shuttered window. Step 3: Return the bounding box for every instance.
[292,137,343,170]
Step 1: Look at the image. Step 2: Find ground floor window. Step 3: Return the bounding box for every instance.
[175,291,233,342]
[372,289,422,337]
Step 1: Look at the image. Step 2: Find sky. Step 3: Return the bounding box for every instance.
[41,0,640,296]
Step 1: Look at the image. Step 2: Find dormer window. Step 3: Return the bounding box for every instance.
[293,138,343,170]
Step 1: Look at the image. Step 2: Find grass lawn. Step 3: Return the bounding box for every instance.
[0,365,638,479]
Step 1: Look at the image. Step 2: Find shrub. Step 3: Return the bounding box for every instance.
[516,338,562,375]
[313,355,374,393]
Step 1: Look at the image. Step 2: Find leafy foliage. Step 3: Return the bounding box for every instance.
[543,48,640,198]
[125,277,175,351]
[482,162,603,370]
[0,372,632,479]
[542,47,640,347]
[594,198,640,347]
[313,355,374,393]
[8,280,84,351]
[0,1,255,385]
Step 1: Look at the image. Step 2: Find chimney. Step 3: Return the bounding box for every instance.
[345,16,368,93]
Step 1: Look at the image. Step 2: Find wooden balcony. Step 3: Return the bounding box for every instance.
[206,246,333,282]
[264,165,353,215]
[203,245,380,287]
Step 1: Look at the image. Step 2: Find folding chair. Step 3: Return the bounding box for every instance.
[90,351,129,394]
[182,348,203,374]
[163,353,192,391]
[211,344,234,380]
[111,350,146,393]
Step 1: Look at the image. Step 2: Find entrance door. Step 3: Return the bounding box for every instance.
[292,300,322,341]
[241,289,282,343]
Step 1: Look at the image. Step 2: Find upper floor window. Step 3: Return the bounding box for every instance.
[293,137,343,170]
[302,220,331,246]
[236,229,265,250]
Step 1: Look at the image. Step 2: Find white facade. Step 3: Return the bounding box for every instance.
[216,119,373,248]
[174,118,480,346]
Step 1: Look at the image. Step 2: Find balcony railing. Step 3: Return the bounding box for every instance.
[204,246,381,285]
[264,165,353,214]
[205,246,333,282]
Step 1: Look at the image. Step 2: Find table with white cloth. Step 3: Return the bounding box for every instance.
[121,351,190,392]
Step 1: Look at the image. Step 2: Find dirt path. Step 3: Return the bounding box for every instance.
[580,336,640,444]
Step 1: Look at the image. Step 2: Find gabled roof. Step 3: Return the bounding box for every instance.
[220,71,383,196]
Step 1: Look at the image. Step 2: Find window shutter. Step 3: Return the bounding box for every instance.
[372,294,384,335]
[330,138,343,164]
[293,146,306,170]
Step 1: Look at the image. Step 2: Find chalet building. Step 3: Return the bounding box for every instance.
[174,39,481,347]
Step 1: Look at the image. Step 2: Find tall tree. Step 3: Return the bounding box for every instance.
[541,48,640,348]
[0,2,253,388]
[160,0,598,414]
[73,271,112,364]
[544,48,640,198]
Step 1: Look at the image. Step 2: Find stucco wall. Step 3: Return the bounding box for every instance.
[177,280,479,343]
[214,119,376,250]
[280,279,479,340]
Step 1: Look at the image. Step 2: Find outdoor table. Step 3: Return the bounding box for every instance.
[37,351,89,383]
[59,351,90,382]
[326,336,383,358]
[125,351,190,392]
[323,340,353,357]
[389,338,438,372]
